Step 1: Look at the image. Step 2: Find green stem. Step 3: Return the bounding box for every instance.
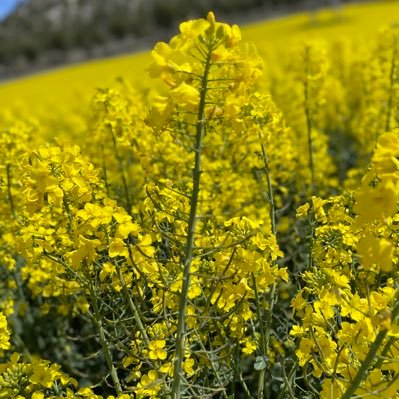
[252,273,267,399]
[258,131,276,236]
[304,47,316,194]
[341,330,386,399]
[238,372,253,399]
[101,144,111,197]
[110,130,132,213]
[232,344,252,398]
[277,361,297,399]
[88,283,122,394]
[257,130,278,398]
[374,336,395,370]
[307,216,315,270]
[171,44,213,399]
[116,265,149,345]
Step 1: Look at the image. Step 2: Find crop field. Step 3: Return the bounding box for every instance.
[0,1,399,398]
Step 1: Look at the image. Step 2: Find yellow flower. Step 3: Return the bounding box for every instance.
[241,339,257,355]
[183,357,195,375]
[148,340,167,360]
[109,238,129,258]
[291,291,307,311]
[69,236,101,269]
[159,361,173,377]
[311,196,328,223]
[357,235,394,272]
[139,234,152,247]
[78,387,101,397]
[251,232,270,250]
[170,82,200,107]
[179,18,210,41]
[225,24,242,48]
[188,276,202,299]
[372,132,399,175]
[136,370,162,396]
[29,364,54,388]
[99,262,117,282]
[295,338,314,367]
[290,325,307,338]
[147,42,173,79]
[114,212,140,238]
[321,378,346,399]
[147,95,174,130]
[296,203,310,218]
[76,203,113,228]
[354,179,397,222]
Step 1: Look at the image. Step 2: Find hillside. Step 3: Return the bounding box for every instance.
[0,0,347,78]
[1,0,398,115]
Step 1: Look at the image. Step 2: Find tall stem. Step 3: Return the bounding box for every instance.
[252,272,267,399]
[88,283,122,394]
[304,47,316,194]
[116,265,149,345]
[257,131,278,398]
[110,130,132,213]
[259,131,276,236]
[307,216,315,270]
[171,44,213,399]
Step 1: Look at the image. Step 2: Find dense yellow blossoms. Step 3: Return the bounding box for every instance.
[0,7,399,399]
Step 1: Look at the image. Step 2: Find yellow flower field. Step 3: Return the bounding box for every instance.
[0,2,399,398]
[0,1,398,114]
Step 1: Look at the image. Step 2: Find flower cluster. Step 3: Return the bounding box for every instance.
[293,130,399,398]
[1,10,399,399]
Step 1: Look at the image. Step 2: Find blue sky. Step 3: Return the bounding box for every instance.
[0,0,24,20]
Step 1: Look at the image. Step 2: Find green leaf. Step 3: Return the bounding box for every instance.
[254,355,268,371]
